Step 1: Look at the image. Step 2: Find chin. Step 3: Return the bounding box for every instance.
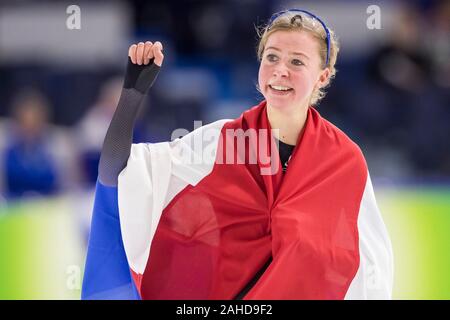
[265,96,296,110]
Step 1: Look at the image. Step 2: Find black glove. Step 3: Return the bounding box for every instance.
[123,57,161,94]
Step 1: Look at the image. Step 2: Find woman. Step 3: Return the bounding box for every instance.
[82,9,393,300]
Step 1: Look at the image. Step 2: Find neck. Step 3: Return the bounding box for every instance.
[266,103,309,146]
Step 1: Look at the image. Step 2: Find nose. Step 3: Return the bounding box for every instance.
[272,62,289,78]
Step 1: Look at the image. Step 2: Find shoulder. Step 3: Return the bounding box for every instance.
[176,119,231,143]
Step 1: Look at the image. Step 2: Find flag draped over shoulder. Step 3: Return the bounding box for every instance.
[82,101,394,300]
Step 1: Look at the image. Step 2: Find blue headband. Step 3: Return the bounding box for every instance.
[268,9,331,67]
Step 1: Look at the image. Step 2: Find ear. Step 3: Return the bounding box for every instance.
[316,67,331,89]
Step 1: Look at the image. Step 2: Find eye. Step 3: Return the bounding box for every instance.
[291,59,304,66]
[265,53,278,62]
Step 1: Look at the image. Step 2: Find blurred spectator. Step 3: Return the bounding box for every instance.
[425,0,450,89]
[2,88,59,199]
[368,4,432,94]
[358,3,450,177]
[75,77,122,185]
[75,76,147,185]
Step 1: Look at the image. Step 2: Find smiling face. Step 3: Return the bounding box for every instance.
[258,30,330,112]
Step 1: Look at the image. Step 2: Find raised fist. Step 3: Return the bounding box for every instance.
[128,41,164,66]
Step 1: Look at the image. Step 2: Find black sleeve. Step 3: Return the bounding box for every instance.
[98,57,160,186]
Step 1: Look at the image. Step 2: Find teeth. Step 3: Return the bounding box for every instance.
[270,85,291,91]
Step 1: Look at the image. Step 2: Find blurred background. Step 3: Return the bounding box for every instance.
[0,0,449,299]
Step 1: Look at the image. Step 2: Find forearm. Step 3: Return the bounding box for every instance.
[98,58,160,186]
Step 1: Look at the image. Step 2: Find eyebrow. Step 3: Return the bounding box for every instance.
[265,46,310,59]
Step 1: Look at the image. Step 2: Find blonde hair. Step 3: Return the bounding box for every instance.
[256,11,340,106]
